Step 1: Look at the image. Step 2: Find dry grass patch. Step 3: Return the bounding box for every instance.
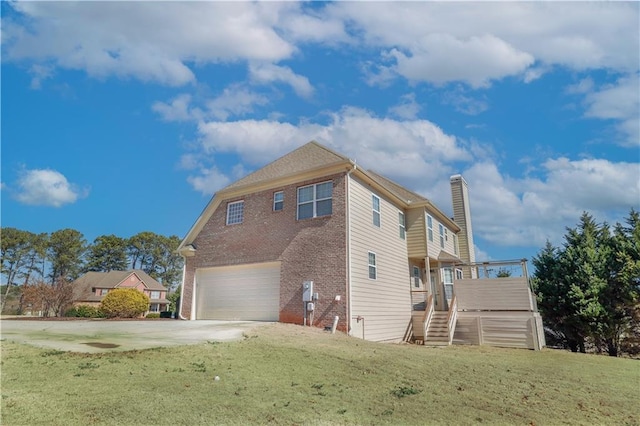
[2,323,639,425]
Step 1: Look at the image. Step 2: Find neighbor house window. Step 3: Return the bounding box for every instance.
[297,181,332,220]
[413,266,420,288]
[427,215,433,242]
[150,291,160,299]
[226,201,244,225]
[454,234,459,255]
[368,252,377,280]
[149,304,160,313]
[372,194,381,227]
[444,228,448,242]
[399,212,406,240]
[439,224,445,248]
[273,191,284,211]
[456,269,464,280]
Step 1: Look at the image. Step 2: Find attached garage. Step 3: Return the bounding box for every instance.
[195,262,281,321]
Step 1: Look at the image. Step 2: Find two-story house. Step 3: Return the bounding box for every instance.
[177,141,474,341]
[72,270,170,313]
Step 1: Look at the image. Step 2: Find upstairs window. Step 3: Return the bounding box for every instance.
[454,234,459,255]
[297,181,332,220]
[439,224,445,248]
[413,266,420,288]
[368,252,377,280]
[372,194,381,227]
[150,291,160,299]
[226,201,244,225]
[427,215,433,242]
[273,191,284,211]
[399,212,406,240]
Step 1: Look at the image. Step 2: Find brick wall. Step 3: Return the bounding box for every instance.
[181,173,348,332]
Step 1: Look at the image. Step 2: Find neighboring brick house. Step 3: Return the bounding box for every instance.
[177,141,486,343]
[72,270,170,313]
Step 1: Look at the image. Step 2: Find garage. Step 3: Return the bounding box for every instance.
[195,262,281,321]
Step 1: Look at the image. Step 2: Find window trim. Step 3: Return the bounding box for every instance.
[427,215,433,242]
[368,251,377,280]
[273,191,284,211]
[297,181,333,220]
[412,266,420,288]
[372,194,381,228]
[226,200,245,225]
[399,211,406,240]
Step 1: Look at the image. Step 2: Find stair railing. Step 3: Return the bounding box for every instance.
[422,294,434,343]
[446,295,458,345]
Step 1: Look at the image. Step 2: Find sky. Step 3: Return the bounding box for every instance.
[1,1,639,264]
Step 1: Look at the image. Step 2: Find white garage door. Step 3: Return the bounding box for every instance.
[195,262,280,321]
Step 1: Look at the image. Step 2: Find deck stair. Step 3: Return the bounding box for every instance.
[424,311,450,345]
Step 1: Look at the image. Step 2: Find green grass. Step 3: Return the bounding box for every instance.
[2,323,639,425]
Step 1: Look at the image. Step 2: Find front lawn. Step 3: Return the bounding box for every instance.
[1,323,638,425]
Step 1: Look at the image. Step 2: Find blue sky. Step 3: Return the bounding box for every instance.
[2,1,639,263]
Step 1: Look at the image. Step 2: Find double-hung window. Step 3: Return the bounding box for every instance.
[150,291,160,300]
[372,194,381,227]
[399,212,406,239]
[439,224,445,248]
[427,215,433,242]
[297,181,332,220]
[368,252,377,280]
[226,201,244,225]
[412,266,420,288]
[273,191,284,211]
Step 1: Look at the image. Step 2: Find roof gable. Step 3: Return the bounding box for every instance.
[223,141,352,191]
[72,270,165,302]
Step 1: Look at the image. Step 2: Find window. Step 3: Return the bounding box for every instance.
[399,212,406,239]
[149,303,160,313]
[372,194,381,227]
[439,224,445,248]
[443,267,454,300]
[297,181,332,220]
[427,215,433,242]
[455,269,464,280]
[444,228,448,242]
[226,201,244,225]
[273,191,284,211]
[150,291,160,299]
[413,266,420,288]
[453,234,459,255]
[368,252,377,280]
[97,288,110,296]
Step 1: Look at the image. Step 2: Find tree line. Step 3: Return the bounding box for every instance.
[1,228,183,313]
[532,209,639,357]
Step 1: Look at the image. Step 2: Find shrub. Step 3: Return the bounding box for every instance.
[65,305,106,318]
[146,313,160,319]
[100,289,149,318]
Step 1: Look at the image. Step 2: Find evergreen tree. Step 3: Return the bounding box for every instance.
[85,235,128,272]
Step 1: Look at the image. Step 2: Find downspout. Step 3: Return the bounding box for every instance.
[178,256,188,320]
[345,162,357,336]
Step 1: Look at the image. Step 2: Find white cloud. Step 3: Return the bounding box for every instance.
[152,94,200,122]
[249,63,314,98]
[3,2,295,86]
[187,166,231,196]
[207,85,269,121]
[387,34,534,88]
[388,93,421,120]
[15,169,86,207]
[583,75,639,146]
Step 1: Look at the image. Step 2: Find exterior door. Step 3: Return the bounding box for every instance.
[443,267,454,310]
[429,269,439,308]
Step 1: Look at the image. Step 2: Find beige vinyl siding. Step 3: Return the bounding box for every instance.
[425,210,458,260]
[406,208,426,258]
[349,175,411,342]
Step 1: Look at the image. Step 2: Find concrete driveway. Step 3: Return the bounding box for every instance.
[0,319,269,353]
